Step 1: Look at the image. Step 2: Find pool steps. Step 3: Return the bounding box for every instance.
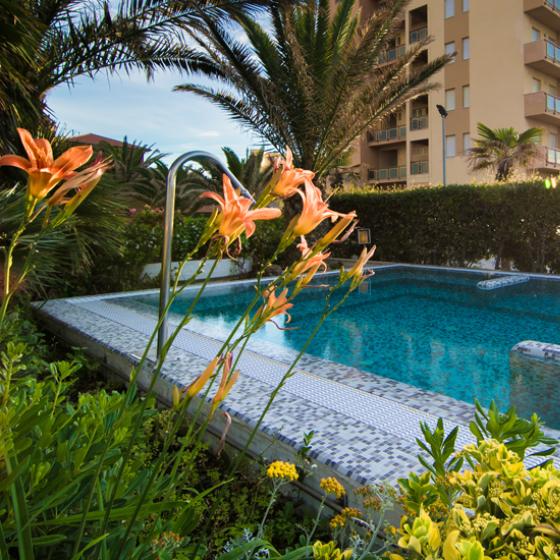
[511,340,560,364]
[477,275,530,290]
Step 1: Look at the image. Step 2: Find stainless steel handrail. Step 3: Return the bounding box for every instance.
[157,151,253,357]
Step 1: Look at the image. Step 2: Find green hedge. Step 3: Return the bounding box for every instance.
[331,181,560,273]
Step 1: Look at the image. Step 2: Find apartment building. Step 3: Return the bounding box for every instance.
[354,0,560,187]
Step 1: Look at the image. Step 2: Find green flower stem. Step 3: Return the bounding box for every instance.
[231,285,352,473]
[115,256,223,554]
[306,496,327,547]
[87,251,213,556]
[257,480,283,539]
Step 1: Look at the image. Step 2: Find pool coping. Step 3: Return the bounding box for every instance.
[34,262,560,491]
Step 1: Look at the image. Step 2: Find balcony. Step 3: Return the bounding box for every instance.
[409,27,428,44]
[410,116,429,130]
[533,145,560,170]
[410,160,429,175]
[367,166,407,183]
[524,91,560,125]
[367,126,406,145]
[377,45,406,65]
[524,0,560,33]
[524,40,560,79]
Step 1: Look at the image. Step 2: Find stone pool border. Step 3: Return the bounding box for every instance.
[34,262,560,499]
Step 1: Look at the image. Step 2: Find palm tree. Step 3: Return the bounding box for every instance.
[176,0,450,179]
[0,0,263,153]
[468,123,543,181]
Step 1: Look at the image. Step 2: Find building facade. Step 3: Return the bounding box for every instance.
[354,0,560,187]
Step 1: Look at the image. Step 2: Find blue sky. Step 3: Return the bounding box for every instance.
[47,70,260,161]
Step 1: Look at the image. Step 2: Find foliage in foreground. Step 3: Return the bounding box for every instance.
[0,124,373,558]
[332,181,560,273]
[0,312,313,559]
[392,404,559,560]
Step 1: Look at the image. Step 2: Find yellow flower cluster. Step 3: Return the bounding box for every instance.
[320,477,346,499]
[329,507,362,530]
[391,440,560,560]
[266,460,299,481]
[312,540,352,560]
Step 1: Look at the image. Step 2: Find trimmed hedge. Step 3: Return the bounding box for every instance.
[331,181,560,273]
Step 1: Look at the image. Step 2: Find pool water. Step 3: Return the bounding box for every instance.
[118,267,560,429]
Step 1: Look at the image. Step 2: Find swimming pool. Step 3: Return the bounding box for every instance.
[116,266,560,429]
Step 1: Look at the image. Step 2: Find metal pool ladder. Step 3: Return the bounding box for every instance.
[157,151,253,358]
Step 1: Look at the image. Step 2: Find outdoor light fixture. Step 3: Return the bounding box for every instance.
[357,228,371,245]
[436,104,449,186]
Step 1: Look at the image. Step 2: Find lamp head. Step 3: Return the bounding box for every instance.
[436,104,448,118]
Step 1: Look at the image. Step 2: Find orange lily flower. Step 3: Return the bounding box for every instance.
[48,158,111,209]
[210,353,240,416]
[291,180,341,237]
[272,147,315,198]
[257,287,294,327]
[0,128,93,200]
[202,175,281,245]
[345,245,377,289]
[287,236,330,290]
[186,357,220,399]
[317,211,358,249]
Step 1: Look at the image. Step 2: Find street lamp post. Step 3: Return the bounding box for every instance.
[436,104,449,186]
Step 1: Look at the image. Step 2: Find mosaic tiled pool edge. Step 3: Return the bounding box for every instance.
[34,275,560,487]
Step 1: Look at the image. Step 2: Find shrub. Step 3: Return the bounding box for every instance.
[331,182,560,273]
[392,402,559,560]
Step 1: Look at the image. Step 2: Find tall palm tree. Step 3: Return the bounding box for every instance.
[468,123,543,181]
[177,0,450,178]
[0,0,263,153]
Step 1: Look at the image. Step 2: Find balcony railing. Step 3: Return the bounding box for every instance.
[546,0,560,10]
[410,160,429,175]
[545,40,560,64]
[546,147,560,166]
[367,126,406,143]
[367,166,407,181]
[410,116,429,130]
[546,93,560,113]
[409,27,428,44]
[377,45,406,64]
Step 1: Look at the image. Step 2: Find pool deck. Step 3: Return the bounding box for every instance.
[35,264,560,491]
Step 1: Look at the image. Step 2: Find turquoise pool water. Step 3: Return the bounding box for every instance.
[120,267,560,428]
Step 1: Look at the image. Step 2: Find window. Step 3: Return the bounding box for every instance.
[532,27,541,42]
[446,135,457,158]
[445,0,455,18]
[445,41,456,62]
[463,85,470,108]
[462,37,470,60]
[550,132,558,149]
[445,89,456,111]
[463,133,471,153]
[533,78,542,92]
[462,0,469,12]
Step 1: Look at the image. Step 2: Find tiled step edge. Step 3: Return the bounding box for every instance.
[511,340,560,363]
[477,275,530,290]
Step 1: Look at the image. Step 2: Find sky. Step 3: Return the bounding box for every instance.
[47,69,260,162]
